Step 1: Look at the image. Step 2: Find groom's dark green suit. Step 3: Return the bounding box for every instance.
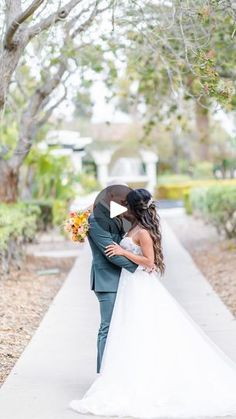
[88,202,137,372]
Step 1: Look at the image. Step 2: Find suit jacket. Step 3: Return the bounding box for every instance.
[88,202,138,292]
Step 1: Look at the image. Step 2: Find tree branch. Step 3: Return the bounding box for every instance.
[10,59,68,168]
[65,5,92,31]
[37,84,68,127]
[4,0,45,50]
[28,0,83,40]
[71,0,99,39]
[71,0,100,39]
[5,0,22,27]
[70,0,113,39]
[15,76,28,101]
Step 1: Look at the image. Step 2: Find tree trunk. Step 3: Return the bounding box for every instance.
[0,1,100,202]
[195,99,210,161]
[0,160,19,202]
[0,41,27,110]
[0,0,27,110]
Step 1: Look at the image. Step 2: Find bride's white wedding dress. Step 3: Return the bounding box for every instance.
[70,235,236,418]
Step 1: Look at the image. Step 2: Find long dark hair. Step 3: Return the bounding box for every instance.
[126,188,165,275]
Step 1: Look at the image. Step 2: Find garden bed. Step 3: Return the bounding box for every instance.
[0,254,75,386]
[165,212,236,318]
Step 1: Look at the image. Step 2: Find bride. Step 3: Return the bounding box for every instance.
[70,188,236,418]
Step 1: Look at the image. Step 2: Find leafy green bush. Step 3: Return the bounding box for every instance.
[186,187,209,215]
[157,183,188,200]
[157,179,236,200]
[25,148,76,202]
[52,200,69,227]
[25,199,69,230]
[189,184,236,238]
[192,161,214,179]
[25,200,53,231]
[183,191,193,215]
[0,203,41,273]
[78,173,101,194]
[158,174,192,185]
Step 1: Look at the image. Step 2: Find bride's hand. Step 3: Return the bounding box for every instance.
[144,265,157,273]
[105,242,124,257]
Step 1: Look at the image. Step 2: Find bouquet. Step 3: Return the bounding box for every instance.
[64,209,91,242]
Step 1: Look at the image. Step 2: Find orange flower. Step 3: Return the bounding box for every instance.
[64,208,90,243]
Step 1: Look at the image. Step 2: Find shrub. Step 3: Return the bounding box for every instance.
[158,174,192,185]
[0,203,41,274]
[78,173,101,194]
[190,184,236,238]
[157,183,190,200]
[52,200,69,227]
[183,191,193,215]
[157,179,236,201]
[25,147,76,202]
[192,161,214,179]
[25,199,70,230]
[25,200,53,231]
[189,187,209,216]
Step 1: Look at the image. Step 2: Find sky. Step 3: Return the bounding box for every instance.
[56,75,236,136]
[90,81,131,123]
[17,0,236,134]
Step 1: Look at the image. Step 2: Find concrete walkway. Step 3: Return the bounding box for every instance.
[0,216,236,419]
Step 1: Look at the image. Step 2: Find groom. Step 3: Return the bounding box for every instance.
[88,184,138,373]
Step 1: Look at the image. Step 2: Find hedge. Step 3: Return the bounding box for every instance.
[0,199,70,275]
[156,179,236,201]
[0,203,40,274]
[24,199,69,230]
[188,184,236,238]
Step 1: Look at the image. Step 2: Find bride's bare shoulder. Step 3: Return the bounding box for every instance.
[137,228,152,242]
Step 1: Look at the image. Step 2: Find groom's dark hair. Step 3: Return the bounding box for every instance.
[106,185,132,202]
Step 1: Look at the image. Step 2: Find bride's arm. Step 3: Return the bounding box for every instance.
[105,230,155,269]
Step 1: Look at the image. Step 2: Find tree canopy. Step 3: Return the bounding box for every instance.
[0,0,236,201]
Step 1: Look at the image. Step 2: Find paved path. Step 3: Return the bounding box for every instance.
[0,215,236,419]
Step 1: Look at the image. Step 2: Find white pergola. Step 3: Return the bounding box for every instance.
[91,149,158,194]
[45,130,158,193]
[46,130,92,172]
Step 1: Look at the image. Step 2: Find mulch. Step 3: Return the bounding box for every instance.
[191,241,236,317]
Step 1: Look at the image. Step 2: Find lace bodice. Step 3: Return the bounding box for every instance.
[120,234,143,256]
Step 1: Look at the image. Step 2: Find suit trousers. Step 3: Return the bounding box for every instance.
[94,291,117,373]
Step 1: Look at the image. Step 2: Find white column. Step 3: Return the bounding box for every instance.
[91,150,112,188]
[141,150,158,194]
[71,150,85,173]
